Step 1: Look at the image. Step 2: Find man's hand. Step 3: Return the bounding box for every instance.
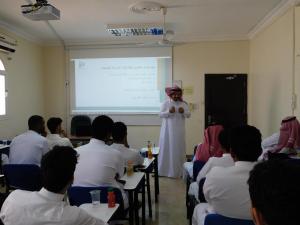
[178,107,184,114]
[169,106,175,113]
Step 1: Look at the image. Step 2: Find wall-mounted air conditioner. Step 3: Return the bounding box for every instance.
[0,33,17,53]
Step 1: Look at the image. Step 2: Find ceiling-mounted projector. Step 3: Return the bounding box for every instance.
[21,0,60,21]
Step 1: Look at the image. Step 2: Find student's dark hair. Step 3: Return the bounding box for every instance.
[230,125,262,161]
[248,159,300,225]
[41,146,77,193]
[92,115,114,141]
[47,117,62,134]
[28,115,44,131]
[112,122,127,142]
[218,128,230,152]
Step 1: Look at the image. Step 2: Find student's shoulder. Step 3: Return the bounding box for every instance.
[207,165,233,178]
[6,189,31,200]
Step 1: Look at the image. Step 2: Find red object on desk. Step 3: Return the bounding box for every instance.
[108,191,115,208]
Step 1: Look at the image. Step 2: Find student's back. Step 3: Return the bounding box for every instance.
[73,139,124,187]
[9,130,48,165]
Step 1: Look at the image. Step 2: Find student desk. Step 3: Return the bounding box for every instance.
[80,203,119,223]
[121,172,145,225]
[140,147,160,202]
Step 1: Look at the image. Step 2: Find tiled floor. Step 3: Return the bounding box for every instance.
[145,177,188,225]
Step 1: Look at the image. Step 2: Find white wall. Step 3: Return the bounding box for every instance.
[249,8,295,137]
[0,28,45,139]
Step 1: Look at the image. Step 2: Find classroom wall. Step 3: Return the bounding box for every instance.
[43,46,67,124]
[42,41,249,154]
[0,28,45,139]
[249,8,295,137]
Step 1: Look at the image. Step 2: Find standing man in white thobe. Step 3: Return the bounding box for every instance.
[158,86,191,178]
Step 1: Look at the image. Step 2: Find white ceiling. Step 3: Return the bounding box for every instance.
[0,0,289,45]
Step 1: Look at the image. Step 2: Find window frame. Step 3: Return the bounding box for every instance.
[0,58,7,119]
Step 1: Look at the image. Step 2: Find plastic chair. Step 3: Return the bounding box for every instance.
[2,164,42,192]
[70,115,92,136]
[198,177,206,202]
[193,160,206,181]
[68,186,126,219]
[204,214,255,225]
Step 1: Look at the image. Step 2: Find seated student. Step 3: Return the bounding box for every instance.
[248,159,300,225]
[262,116,300,158]
[183,124,224,180]
[188,129,234,201]
[46,117,73,150]
[73,115,127,206]
[192,125,262,225]
[9,115,49,166]
[0,146,106,225]
[111,122,144,166]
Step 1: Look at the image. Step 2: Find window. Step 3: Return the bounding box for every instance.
[0,59,6,116]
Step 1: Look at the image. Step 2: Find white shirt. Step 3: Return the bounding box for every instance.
[73,138,125,187]
[188,154,234,200]
[192,161,256,225]
[46,134,73,150]
[0,188,106,225]
[9,130,49,166]
[111,143,144,166]
[196,154,234,183]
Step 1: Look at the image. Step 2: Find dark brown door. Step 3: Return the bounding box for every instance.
[205,74,247,128]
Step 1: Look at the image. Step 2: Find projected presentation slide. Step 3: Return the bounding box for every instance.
[72,57,171,113]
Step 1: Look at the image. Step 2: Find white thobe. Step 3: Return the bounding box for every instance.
[9,130,49,166]
[111,143,144,166]
[46,134,73,150]
[188,153,234,201]
[158,99,191,178]
[73,139,128,207]
[0,188,106,225]
[192,161,256,225]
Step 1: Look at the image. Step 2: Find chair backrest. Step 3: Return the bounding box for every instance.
[3,164,42,191]
[204,214,255,225]
[70,115,92,136]
[193,160,206,181]
[68,186,124,209]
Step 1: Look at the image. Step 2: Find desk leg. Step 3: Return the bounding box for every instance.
[154,156,159,202]
[128,191,134,225]
[134,188,139,225]
[142,176,146,225]
[146,172,152,217]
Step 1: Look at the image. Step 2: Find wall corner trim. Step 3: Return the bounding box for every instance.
[248,0,300,39]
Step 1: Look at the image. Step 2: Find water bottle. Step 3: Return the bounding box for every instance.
[147,141,153,159]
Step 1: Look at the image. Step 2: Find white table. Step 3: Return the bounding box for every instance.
[140,147,160,155]
[121,172,145,225]
[79,203,119,223]
[0,144,9,149]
